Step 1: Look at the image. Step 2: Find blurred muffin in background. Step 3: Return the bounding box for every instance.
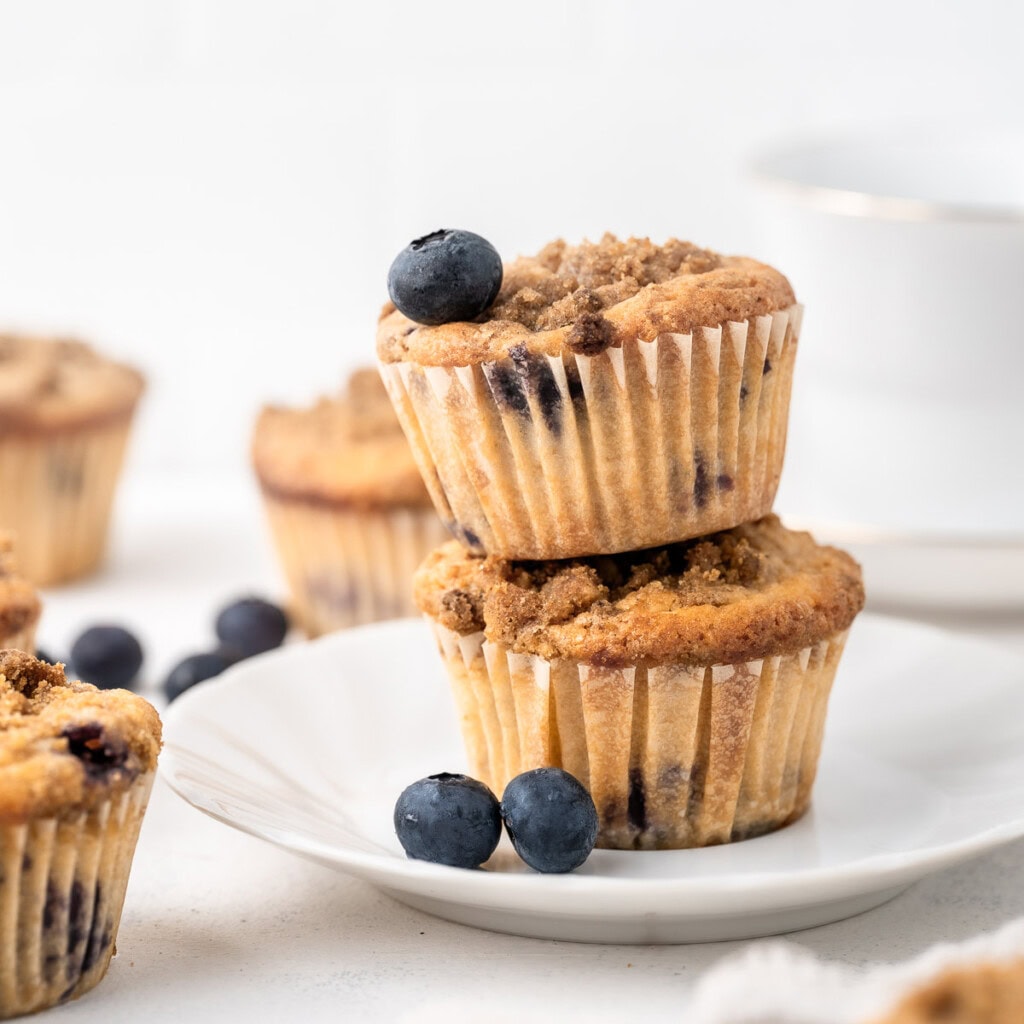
[0,335,144,585]
[0,534,41,653]
[252,368,450,636]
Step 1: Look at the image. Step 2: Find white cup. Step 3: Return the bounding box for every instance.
[750,127,1024,537]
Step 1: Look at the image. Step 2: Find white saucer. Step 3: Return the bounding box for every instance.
[162,617,1024,944]
[779,514,1024,612]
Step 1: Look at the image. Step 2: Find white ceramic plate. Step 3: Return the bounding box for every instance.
[162,616,1024,944]
[779,513,1024,612]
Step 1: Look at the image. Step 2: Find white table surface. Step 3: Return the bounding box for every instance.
[29,474,1024,1023]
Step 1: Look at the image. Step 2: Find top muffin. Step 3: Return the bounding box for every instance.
[378,234,795,366]
[0,334,144,433]
[252,368,433,510]
[0,650,161,822]
[376,233,801,559]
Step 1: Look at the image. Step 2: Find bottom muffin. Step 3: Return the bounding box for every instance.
[415,515,864,850]
[0,651,161,1017]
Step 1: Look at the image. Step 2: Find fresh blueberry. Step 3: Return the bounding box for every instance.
[500,768,599,873]
[162,651,235,703]
[214,597,288,658]
[394,772,502,869]
[387,229,503,326]
[70,626,144,691]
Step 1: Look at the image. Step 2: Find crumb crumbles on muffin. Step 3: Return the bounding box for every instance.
[378,234,796,366]
[252,368,433,510]
[415,515,864,667]
[0,650,161,821]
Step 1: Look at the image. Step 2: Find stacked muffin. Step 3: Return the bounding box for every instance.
[378,233,865,850]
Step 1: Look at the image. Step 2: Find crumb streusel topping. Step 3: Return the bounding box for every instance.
[252,368,432,509]
[0,334,144,432]
[415,515,863,667]
[378,234,796,366]
[0,651,161,821]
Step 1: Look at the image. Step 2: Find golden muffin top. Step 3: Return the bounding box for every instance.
[252,368,433,510]
[0,334,144,432]
[378,234,796,367]
[0,651,161,822]
[415,515,863,667]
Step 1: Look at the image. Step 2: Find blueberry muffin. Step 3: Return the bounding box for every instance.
[252,369,450,636]
[415,515,863,850]
[379,234,800,559]
[870,959,1024,1024]
[0,537,40,654]
[0,334,144,585]
[0,651,160,1016]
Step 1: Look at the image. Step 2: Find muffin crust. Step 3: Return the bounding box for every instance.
[378,234,796,366]
[0,537,40,639]
[0,651,161,822]
[252,368,433,510]
[415,516,863,667]
[0,335,144,433]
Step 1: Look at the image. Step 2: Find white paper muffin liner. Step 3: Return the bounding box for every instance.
[380,304,801,559]
[429,621,847,850]
[0,418,136,586]
[0,772,154,1018]
[260,494,451,636]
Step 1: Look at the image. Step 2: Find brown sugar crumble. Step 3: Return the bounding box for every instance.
[377,234,796,368]
[415,515,864,667]
[487,236,723,332]
[251,368,433,509]
[0,650,161,821]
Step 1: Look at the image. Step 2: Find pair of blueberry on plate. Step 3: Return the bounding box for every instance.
[395,767,599,875]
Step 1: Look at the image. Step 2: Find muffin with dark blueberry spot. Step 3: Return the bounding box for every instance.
[0,650,160,1016]
[414,515,863,850]
[379,232,800,560]
[252,368,449,636]
[0,334,144,586]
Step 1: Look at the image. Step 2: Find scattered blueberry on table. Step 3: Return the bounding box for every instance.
[215,597,288,658]
[500,768,599,873]
[394,773,502,869]
[70,625,144,691]
[387,229,503,326]
[162,650,236,703]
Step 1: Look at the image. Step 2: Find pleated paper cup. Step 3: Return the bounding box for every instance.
[0,417,136,586]
[430,621,848,851]
[259,493,451,636]
[0,772,154,1018]
[380,304,800,559]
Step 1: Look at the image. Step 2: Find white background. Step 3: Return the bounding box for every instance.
[0,0,1021,478]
